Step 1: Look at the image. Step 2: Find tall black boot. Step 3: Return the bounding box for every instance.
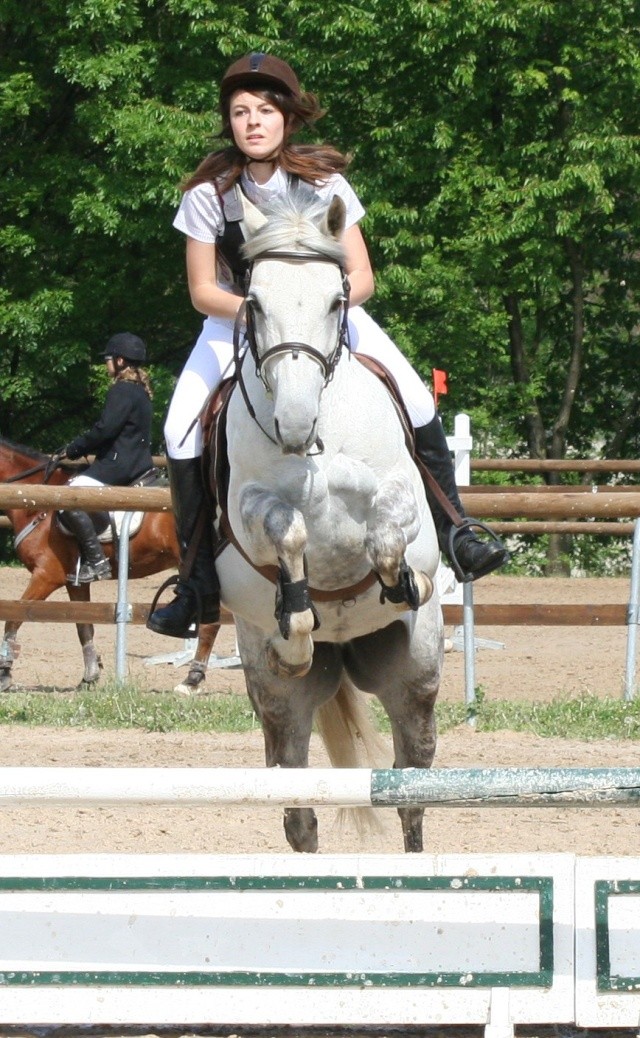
[59,509,112,583]
[414,416,509,582]
[146,457,220,638]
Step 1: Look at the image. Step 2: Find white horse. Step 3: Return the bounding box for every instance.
[214,190,444,853]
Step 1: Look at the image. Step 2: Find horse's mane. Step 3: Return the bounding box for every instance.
[242,190,345,264]
[0,436,47,462]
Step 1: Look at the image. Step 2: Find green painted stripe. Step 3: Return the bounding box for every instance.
[0,968,553,988]
[0,875,360,892]
[595,880,640,992]
[0,873,554,990]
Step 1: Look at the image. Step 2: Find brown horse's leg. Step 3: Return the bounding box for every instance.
[0,569,64,692]
[173,623,221,695]
[0,621,21,692]
[67,582,103,687]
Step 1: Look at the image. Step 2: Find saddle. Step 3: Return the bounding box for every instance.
[56,467,164,543]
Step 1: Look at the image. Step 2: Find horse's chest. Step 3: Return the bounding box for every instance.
[305,455,379,529]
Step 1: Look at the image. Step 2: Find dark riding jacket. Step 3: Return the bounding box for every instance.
[65,379,153,485]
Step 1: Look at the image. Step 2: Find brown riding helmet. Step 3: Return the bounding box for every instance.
[220,52,301,100]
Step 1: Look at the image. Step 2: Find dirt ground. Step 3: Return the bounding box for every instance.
[0,567,638,859]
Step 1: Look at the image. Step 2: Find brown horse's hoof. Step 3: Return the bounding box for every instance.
[174,661,208,696]
[0,670,13,693]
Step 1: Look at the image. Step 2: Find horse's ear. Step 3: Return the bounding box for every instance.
[323,196,347,239]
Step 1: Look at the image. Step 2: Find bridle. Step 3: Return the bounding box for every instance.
[232,249,351,450]
[3,457,62,484]
[3,462,48,483]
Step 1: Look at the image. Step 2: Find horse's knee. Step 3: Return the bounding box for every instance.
[284,807,318,853]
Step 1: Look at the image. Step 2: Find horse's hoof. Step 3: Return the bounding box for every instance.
[0,671,13,693]
[77,673,101,689]
[173,677,206,696]
[174,661,207,696]
[416,571,434,606]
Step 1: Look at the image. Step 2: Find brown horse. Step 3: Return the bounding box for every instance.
[0,437,219,693]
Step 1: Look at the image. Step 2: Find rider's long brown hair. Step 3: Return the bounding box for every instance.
[182,88,350,196]
[116,366,153,400]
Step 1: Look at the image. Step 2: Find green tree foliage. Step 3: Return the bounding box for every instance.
[1,0,639,470]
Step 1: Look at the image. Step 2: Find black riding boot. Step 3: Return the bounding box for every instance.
[415,416,509,582]
[146,457,220,638]
[60,509,112,583]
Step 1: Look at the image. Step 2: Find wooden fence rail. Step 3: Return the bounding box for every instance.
[0,599,626,628]
[2,484,640,519]
[0,484,636,632]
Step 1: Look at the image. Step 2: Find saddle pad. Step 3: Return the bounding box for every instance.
[97,511,144,542]
[57,511,144,542]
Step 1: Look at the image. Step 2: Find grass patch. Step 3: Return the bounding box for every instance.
[0,681,639,740]
[0,679,258,733]
[437,694,640,740]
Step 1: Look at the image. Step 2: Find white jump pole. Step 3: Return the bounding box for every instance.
[0,767,639,808]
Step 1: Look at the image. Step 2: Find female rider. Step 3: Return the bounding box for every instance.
[147,52,508,638]
[58,332,154,584]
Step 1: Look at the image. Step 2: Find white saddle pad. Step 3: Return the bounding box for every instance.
[98,511,144,541]
[58,511,144,542]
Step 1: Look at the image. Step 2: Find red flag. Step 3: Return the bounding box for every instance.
[432,368,448,408]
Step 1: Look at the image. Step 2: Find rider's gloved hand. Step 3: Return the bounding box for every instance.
[64,439,85,460]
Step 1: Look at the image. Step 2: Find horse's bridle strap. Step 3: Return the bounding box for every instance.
[255,340,336,382]
[244,248,351,397]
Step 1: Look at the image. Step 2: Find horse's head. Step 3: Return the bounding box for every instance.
[242,191,349,455]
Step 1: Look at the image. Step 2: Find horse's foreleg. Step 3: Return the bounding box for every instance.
[67,583,102,687]
[366,474,433,610]
[173,623,221,696]
[235,618,339,853]
[1,570,63,693]
[239,487,316,678]
[0,622,21,692]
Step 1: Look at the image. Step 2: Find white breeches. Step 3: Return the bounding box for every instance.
[164,306,436,460]
[68,474,105,488]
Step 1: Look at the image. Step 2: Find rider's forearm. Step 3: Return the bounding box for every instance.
[189,283,244,321]
[347,268,375,308]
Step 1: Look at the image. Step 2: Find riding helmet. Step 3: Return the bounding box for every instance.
[220,52,300,100]
[102,332,147,365]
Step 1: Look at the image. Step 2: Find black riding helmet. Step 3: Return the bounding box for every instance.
[102,332,147,365]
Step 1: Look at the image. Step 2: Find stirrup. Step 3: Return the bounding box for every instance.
[66,559,112,585]
[448,518,509,584]
[146,574,204,639]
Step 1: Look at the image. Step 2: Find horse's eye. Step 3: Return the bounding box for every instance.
[247,296,262,315]
[330,296,345,313]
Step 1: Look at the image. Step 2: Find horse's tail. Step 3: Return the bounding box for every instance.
[315,676,390,840]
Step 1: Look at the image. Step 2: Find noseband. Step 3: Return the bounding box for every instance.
[232,249,350,448]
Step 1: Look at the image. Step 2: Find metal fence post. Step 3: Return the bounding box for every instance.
[114,513,134,682]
